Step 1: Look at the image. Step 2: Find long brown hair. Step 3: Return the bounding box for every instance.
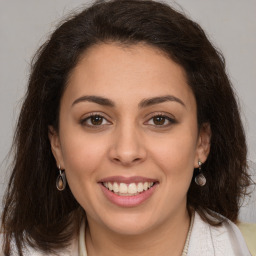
[1,0,251,255]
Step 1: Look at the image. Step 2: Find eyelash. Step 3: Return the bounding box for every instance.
[80,112,176,129]
[146,113,176,127]
[80,113,110,128]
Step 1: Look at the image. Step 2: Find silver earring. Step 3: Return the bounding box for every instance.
[195,160,206,186]
[56,165,66,191]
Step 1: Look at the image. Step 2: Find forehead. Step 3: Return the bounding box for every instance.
[64,43,195,108]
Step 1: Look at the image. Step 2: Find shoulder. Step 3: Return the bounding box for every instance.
[0,232,79,256]
[187,211,252,256]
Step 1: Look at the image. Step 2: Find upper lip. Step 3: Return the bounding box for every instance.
[98,176,158,184]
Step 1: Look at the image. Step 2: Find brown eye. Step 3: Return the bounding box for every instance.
[153,116,166,125]
[146,114,176,127]
[80,114,110,127]
[90,115,103,125]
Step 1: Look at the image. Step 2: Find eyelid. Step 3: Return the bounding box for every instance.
[144,112,177,127]
[80,112,112,127]
[146,111,175,119]
[79,111,176,129]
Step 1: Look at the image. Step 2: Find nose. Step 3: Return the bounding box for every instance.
[108,124,147,166]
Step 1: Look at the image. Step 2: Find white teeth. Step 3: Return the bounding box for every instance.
[137,183,144,192]
[108,182,113,191]
[103,181,154,195]
[119,183,128,193]
[128,183,137,194]
[113,182,119,193]
[143,182,149,191]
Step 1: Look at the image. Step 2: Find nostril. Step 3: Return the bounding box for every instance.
[112,156,142,165]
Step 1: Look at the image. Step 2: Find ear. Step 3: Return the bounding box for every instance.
[48,126,65,169]
[194,122,211,167]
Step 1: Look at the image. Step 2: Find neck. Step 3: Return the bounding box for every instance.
[85,208,191,256]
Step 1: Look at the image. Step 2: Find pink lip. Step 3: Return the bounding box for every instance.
[98,176,157,184]
[99,181,158,208]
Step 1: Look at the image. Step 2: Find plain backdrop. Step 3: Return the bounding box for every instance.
[0,0,255,222]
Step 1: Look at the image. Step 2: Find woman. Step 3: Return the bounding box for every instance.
[0,0,254,255]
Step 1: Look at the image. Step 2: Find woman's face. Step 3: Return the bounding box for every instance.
[50,43,210,235]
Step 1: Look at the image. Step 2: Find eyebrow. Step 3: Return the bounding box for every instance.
[72,95,185,108]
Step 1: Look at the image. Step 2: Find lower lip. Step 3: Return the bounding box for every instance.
[100,183,158,207]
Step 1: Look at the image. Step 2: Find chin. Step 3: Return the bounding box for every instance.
[99,211,159,236]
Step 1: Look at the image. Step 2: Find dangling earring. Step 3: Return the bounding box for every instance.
[195,160,206,186]
[56,165,66,191]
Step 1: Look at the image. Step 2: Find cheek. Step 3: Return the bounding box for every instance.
[148,128,198,181]
[59,135,109,212]
[60,129,107,169]
[59,133,108,194]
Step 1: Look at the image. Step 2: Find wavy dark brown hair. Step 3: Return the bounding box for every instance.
[1,0,251,255]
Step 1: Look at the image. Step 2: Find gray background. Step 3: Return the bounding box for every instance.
[0,0,255,222]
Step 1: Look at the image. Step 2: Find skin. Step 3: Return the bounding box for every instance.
[49,43,211,256]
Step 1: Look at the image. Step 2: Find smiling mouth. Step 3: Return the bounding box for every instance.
[102,181,156,196]
[99,176,158,207]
